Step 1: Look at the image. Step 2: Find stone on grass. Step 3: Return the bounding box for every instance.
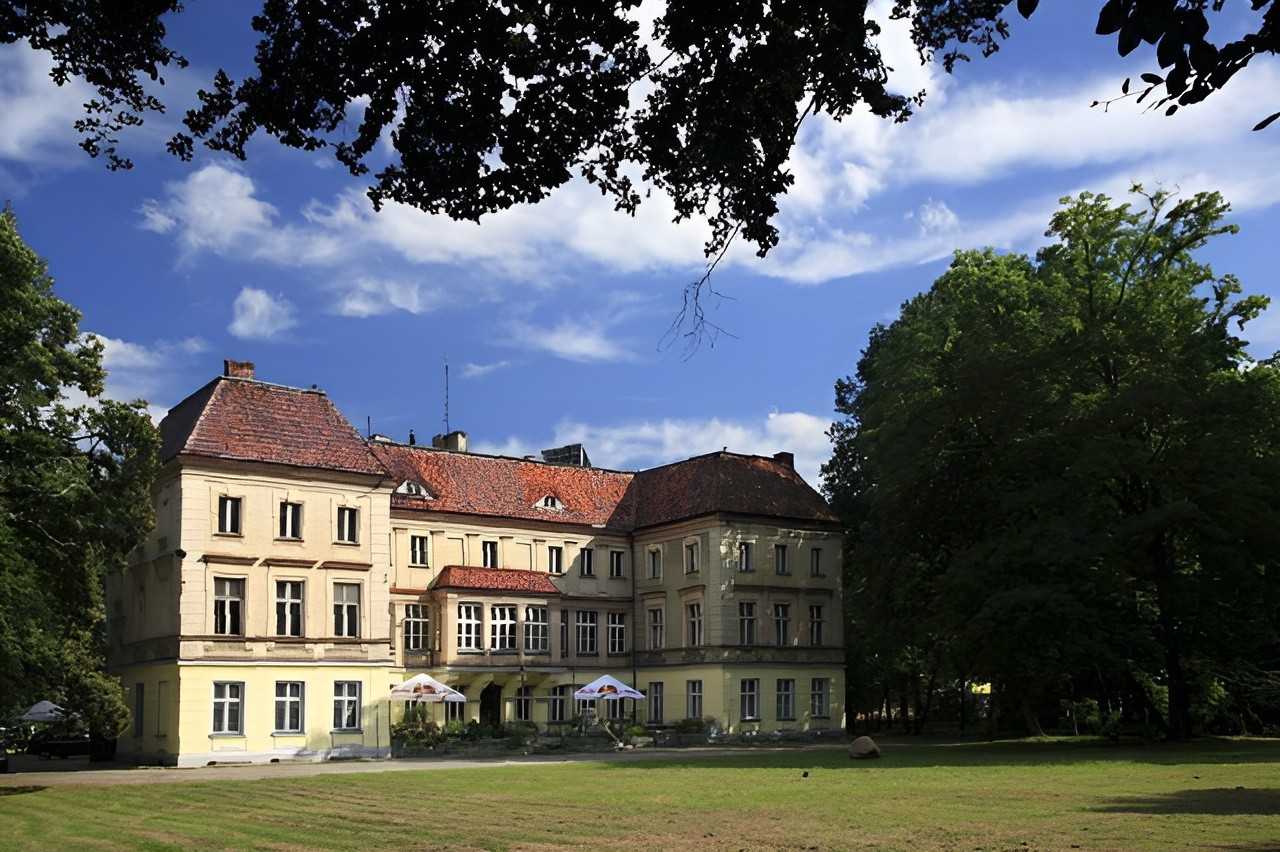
[848,736,880,760]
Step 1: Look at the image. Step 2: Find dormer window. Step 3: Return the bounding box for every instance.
[396,480,431,499]
[538,495,562,510]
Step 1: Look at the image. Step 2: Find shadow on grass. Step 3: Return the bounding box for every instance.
[1096,787,1280,816]
[0,786,47,796]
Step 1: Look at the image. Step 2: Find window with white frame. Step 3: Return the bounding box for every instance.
[648,606,665,650]
[214,577,244,636]
[607,612,626,654]
[684,542,698,574]
[576,610,598,655]
[738,601,757,645]
[648,548,662,579]
[524,606,549,653]
[333,681,361,730]
[579,547,593,577]
[686,602,703,647]
[274,681,304,733]
[275,580,303,637]
[773,603,790,647]
[811,678,830,718]
[738,541,753,572]
[810,547,824,577]
[491,604,517,651]
[217,495,242,535]
[609,550,624,578]
[686,680,703,719]
[548,545,563,575]
[278,501,302,539]
[809,604,824,646]
[336,506,358,543]
[607,696,625,720]
[446,687,466,722]
[549,685,568,723]
[212,681,243,734]
[333,583,360,637]
[648,682,664,724]
[575,691,596,718]
[457,602,483,651]
[740,678,760,721]
[776,678,796,721]
[541,495,561,510]
[481,540,499,568]
[410,535,429,566]
[515,686,532,721]
[559,609,569,658]
[403,604,428,652]
[774,543,789,575]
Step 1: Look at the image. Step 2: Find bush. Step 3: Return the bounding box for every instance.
[392,720,444,750]
[507,721,539,747]
[674,717,706,734]
[443,719,466,739]
[625,724,649,738]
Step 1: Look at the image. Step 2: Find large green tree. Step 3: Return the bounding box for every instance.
[0,207,159,737]
[826,188,1280,739]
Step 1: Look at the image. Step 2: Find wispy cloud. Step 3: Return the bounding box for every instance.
[461,360,512,379]
[332,276,443,318]
[79,333,211,420]
[228,287,297,340]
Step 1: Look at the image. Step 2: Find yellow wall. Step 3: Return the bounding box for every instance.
[116,661,181,765]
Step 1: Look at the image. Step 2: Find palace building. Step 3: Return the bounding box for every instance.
[107,360,844,766]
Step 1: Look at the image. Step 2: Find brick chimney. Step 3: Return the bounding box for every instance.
[223,359,255,379]
[773,451,795,469]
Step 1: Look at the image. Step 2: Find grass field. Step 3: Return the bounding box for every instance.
[1,738,1278,850]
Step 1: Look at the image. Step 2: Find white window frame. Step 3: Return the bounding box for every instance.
[403,604,428,652]
[213,577,244,636]
[490,604,517,651]
[336,506,359,544]
[274,681,304,733]
[738,601,757,645]
[686,602,703,647]
[686,680,703,720]
[738,541,753,573]
[607,696,626,720]
[458,602,483,651]
[279,501,302,540]
[607,612,626,655]
[515,686,533,721]
[809,604,824,646]
[774,543,789,575]
[275,579,304,637]
[575,609,598,655]
[549,685,568,723]
[481,540,499,568]
[410,535,430,567]
[212,681,244,734]
[333,681,361,731]
[648,548,662,580]
[333,582,361,638]
[548,546,563,575]
[524,606,549,653]
[740,678,760,721]
[579,547,594,577]
[648,606,665,650]
[810,547,824,577]
[609,550,624,578]
[684,541,698,574]
[648,682,664,724]
[774,603,790,647]
[776,678,796,721]
[811,678,831,718]
[217,495,242,535]
[446,688,466,722]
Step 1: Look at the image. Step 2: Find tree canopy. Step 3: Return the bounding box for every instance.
[826,188,1280,739]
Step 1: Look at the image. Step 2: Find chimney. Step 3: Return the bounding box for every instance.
[432,430,468,453]
[773,451,795,469]
[223,359,255,380]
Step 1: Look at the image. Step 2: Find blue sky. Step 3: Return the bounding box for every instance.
[2,2,1278,487]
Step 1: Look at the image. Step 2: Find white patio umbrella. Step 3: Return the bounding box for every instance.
[20,700,66,722]
[573,675,644,748]
[391,673,466,703]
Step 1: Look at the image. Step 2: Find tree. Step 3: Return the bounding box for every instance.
[0,207,159,738]
[825,188,1280,739]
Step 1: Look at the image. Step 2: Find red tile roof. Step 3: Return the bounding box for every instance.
[160,378,387,476]
[432,565,561,594]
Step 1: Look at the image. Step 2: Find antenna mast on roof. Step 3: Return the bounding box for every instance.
[443,355,450,435]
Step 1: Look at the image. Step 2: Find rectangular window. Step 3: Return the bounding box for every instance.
[481,540,498,568]
[156,681,169,736]
[274,681,304,733]
[648,607,665,650]
[686,602,703,647]
[275,580,304,637]
[458,602,483,651]
[333,681,361,730]
[811,678,830,718]
[515,686,532,722]
[738,601,757,645]
[686,680,703,720]
[740,678,760,721]
[810,548,824,577]
[776,678,796,721]
[333,583,360,638]
[576,692,597,718]
[336,506,358,543]
[133,683,144,737]
[217,495,241,535]
[576,610,598,655]
[809,605,824,646]
[490,604,517,651]
[410,535,429,566]
[446,688,466,722]
[524,606,549,653]
[579,547,594,577]
[775,543,789,575]
[213,577,244,636]
[684,542,698,574]
[403,604,428,652]
[549,685,568,723]
[607,612,626,654]
[738,542,753,572]
[560,609,569,658]
[549,546,564,575]
[607,697,625,720]
[648,548,662,579]
[212,682,243,734]
[648,682,664,724]
[774,603,790,647]
[609,551,624,578]
[279,501,302,539]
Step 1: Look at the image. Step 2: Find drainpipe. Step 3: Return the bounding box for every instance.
[631,537,638,726]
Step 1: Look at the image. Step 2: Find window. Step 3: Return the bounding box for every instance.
[809,605,824,646]
[541,495,560,509]
[811,678,830,718]
[156,681,169,736]
[336,506,358,543]
[775,544,789,575]
[217,496,241,535]
[333,681,361,730]
[398,480,429,498]
[491,604,517,651]
[576,610,598,655]
[648,548,662,579]
[738,601,757,645]
[133,683,144,737]
[548,546,563,575]
[410,535,429,566]
[579,547,594,577]
[276,580,303,637]
[275,682,304,733]
[810,548,824,577]
[684,542,698,574]
[648,607,665,650]
[607,697,625,720]
[481,540,498,568]
[575,691,597,718]
[213,577,243,636]
[740,678,760,721]
[774,603,790,647]
[776,678,796,721]
[403,604,428,652]
[524,606,549,653]
[446,687,466,722]
[549,685,568,723]
[458,603,483,651]
[333,583,360,638]
[686,680,703,720]
[279,501,302,539]
[738,542,753,572]
[515,686,532,722]
[212,682,243,734]
[560,609,569,658]
[648,682,664,724]
[609,551,624,578]
[607,612,626,654]
[686,602,703,647]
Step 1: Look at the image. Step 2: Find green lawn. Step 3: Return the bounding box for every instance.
[2,738,1278,850]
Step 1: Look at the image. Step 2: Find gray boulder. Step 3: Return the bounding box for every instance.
[848,735,880,759]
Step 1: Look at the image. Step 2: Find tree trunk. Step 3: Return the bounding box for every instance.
[1021,696,1045,737]
[916,664,939,735]
[1154,556,1192,740]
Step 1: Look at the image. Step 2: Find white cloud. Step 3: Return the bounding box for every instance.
[78,334,211,421]
[461,360,512,379]
[332,277,443,317]
[0,45,93,164]
[913,199,960,235]
[506,318,636,364]
[228,287,297,340]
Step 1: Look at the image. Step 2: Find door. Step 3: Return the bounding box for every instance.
[480,682,503,728]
